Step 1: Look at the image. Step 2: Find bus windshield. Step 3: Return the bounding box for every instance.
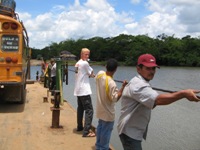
[1,35,19,52]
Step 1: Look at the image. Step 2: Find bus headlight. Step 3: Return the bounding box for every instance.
[2,22,10,30]
[11,23,18,30]
[5,57,12,63]
[12,56,18,63]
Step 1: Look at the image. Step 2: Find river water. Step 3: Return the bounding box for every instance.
[31,65,200,150]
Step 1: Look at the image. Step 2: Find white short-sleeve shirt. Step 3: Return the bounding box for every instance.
[74,59,93,96]
[51,63,56,77]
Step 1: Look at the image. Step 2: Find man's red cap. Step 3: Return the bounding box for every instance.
[137,54,159,68]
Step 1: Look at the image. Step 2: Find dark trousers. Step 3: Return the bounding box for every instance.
[44,76,49,88]
[119,133,142,150]
[50,76,56,90]
[77,95,93,136]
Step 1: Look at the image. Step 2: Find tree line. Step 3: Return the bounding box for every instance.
[31,33,200,66]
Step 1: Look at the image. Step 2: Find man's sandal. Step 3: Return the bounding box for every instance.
[83,131,96,137]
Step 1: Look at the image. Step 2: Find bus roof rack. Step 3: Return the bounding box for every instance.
[0,0,16,17]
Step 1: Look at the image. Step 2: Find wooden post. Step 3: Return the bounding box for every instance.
[36,71,39,81]
[50,90,63,128]
[51,107,61,128]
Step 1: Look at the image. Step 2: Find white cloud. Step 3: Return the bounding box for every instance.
[141,12,179,36]
[146,0,200,36]
[20,0,124,48]
[84,0,112,11]
[17,0,200,49]
[169,0,200,5]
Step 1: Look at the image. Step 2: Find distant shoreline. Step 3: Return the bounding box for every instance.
[30,59,105,66]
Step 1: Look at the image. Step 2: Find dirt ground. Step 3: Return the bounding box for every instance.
[0,82,103,150]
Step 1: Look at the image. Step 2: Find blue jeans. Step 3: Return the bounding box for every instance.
[77,95,93,136]
[96,119,114,150]
[119,133,142,150]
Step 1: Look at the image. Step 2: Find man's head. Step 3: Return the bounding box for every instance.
[137,54,159,81]
[81,48,90,61]
[50,58,55,64]
[106,59,118,72]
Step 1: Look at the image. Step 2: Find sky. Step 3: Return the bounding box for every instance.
[13,0,200,49]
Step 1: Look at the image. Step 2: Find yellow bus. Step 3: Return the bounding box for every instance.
[0,0,30,103]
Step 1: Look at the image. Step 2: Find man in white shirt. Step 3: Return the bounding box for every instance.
[50,58,56,91]
[74,48,95,137]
